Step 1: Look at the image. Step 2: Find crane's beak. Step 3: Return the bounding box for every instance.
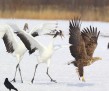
[59,30,65,39]
[45,30,65,39]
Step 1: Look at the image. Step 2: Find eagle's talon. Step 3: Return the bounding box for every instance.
[81,76,85,82]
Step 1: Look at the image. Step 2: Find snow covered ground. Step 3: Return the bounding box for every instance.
[0,19,109,91]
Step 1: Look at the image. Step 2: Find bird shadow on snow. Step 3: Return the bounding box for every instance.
[66,82,94,87]
[33,81,57,86]
[33,81,94,87]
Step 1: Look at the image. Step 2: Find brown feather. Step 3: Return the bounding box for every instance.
[82,26,100,57]
[69,18,100,79]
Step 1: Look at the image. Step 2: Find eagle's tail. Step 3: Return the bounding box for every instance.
[76,68,85,82]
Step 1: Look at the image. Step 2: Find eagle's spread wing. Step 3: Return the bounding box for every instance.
[81,26,100,57]
[69,18,87,59]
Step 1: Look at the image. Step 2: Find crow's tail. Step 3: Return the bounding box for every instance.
[13,87,18,91]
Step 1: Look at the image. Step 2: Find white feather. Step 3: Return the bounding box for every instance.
[29,22,58,35]
[0,24,27,83]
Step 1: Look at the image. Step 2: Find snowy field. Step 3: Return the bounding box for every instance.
[0,19,109,91]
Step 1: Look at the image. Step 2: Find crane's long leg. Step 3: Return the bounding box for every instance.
[18,65,23,83]
[46,67,57,83]
[11,64,19,82]
[31,64,38,83]
[11,56,23,83]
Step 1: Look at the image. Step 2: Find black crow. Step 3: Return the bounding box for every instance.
[4,78,18,91]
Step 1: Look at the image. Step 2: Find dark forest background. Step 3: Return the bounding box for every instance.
[0,0,109,21]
